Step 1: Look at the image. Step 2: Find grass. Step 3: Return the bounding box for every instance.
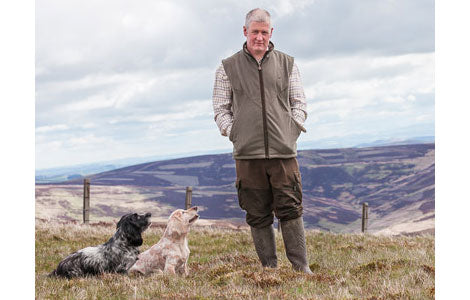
[36,220,434,299]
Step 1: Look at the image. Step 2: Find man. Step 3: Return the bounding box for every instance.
[212,8,311,274]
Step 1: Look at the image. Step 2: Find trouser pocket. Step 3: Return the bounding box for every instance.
[236,179,275,228]
[272,171,303,222]
[235,179,245,210]
[293,171,303,197]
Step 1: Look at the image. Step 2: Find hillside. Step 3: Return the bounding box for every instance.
[36,144,434,234]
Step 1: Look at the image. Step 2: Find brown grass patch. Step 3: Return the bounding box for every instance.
[243,270,283,288]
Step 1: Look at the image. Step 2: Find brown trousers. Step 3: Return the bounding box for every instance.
[235,158,303,228]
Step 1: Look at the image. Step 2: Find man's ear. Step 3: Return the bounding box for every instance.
[243,26,248,37]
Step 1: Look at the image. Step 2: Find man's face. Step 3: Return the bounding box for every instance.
[243,21,273,58]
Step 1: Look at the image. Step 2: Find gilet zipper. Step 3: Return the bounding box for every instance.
[245,48,271,159]
[257,62,270,159]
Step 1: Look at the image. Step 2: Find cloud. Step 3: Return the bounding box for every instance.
[298,52,434,145]
[37,0,434,82]
[274,0,434,58]
[35,124,69,133]
[35,0,434,169]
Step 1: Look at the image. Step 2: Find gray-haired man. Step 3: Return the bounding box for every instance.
[212,8,312,273]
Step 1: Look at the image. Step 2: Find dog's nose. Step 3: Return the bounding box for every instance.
[191,207,198,211]
[144,213,152,218]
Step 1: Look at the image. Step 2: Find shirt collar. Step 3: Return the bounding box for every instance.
[243,41,275,62]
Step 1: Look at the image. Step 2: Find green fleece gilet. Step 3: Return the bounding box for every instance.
[222,43,301,159]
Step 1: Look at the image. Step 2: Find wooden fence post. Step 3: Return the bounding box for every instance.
[83,178,90,224]
[185,186,192,209]
[362,202,369,233]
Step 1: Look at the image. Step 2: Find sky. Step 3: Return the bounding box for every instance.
[35,0,435,169]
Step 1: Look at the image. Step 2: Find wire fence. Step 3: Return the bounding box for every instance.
[51,179,370,232]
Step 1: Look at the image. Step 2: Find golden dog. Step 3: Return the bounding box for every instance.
[128,207,199,276]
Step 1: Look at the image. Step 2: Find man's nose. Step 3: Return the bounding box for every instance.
[256,33,263,40]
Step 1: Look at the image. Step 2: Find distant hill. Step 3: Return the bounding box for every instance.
[35,163,121,184]
[36,144,434,234]
[35,136,434,184]
[353,136,435,148]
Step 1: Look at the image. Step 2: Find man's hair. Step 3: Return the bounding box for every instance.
[245,8,271,29]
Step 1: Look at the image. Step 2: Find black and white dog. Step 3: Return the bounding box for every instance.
[50,212,151,278]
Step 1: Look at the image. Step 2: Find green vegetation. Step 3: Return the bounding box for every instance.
[36,220,434,299]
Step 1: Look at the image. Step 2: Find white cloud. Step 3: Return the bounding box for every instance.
[271,0,315,18]
[383,96,407,104]
[35,124,69,133]
[140,100,211,123]
[61,94,115,112]
[67,134,109,147]
[299,52,434,146]
[35,0,434,169]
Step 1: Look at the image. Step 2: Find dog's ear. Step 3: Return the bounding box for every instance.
[128,234,143,247]
[172,210,183,221]
[125,225,144,246]
[117,213,133,229]
[165,210,188,237]
[119,214,144,246]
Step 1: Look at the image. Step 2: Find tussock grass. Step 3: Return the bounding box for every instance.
[36,220,434,299]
